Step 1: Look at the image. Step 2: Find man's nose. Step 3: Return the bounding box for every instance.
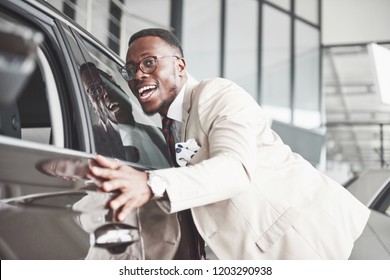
[134,67,148,80]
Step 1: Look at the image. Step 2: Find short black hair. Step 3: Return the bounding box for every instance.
[128,28,183,57]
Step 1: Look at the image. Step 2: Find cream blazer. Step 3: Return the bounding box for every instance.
[147,78,370,260]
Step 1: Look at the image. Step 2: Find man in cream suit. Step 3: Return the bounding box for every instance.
[88,28,370,259]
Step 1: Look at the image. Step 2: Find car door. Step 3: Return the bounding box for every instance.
[0,0,169,260]
[0,0,100,259]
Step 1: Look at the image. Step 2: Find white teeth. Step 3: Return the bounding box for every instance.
[138,85,156,94]
[109,102,119,110]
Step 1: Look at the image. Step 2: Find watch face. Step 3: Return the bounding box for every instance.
[148,173,166,197]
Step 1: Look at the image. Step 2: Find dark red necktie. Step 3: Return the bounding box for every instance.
[161,116,205,260]
[162,117,178,167]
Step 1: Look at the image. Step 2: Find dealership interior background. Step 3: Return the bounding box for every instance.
[47,0,390,185]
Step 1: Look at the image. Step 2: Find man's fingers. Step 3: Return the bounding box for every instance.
[88,157,151,222]
[100,178,132,192]
[117,201,137,222]
[113,189,135,206]
[109,193,137,221]
[113,194,149,222]
[90,166,128,181]
[95,154,123,169]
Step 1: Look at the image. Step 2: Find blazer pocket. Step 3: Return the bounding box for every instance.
[256,207,301,252]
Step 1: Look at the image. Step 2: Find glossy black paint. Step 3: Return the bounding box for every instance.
[0,0,166,260]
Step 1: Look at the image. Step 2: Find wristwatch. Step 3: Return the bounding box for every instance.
[146,171,166,200]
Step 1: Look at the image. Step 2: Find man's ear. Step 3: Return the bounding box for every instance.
[177,58,186,76]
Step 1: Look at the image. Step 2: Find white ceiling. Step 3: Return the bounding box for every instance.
[322,0,390,45]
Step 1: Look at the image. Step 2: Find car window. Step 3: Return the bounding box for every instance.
[77,36,172,169]
[0,12,64,148]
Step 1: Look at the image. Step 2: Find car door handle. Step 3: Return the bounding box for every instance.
[90,222,140,254]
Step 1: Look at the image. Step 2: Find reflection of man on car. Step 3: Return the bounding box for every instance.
[80,62,125,160]
[97,69,171,168]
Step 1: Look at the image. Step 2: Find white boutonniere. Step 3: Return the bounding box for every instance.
[175,138,200,167]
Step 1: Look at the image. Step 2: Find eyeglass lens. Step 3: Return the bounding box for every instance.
[120,56,178,81]
[125,57,157,80]
[87,84,105,97]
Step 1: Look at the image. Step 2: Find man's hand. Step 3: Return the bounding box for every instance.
[88,155,152,221]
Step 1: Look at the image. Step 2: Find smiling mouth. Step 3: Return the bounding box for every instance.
[108,101,120,112]
[138,85,157,101]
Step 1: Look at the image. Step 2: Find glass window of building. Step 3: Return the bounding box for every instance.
[182,0,221,80]
[295,0,319,25]
[261,5,291,123]
[122,0,171,57]
[225,0,258,99]
[124,0,170,35]
[265,0,291,11]
[293,20,321,128]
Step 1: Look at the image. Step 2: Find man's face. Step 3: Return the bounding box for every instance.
[125,36,186,116]
[81,67,117,124]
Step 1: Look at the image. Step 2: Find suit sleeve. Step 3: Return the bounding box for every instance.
[155,78,269,213]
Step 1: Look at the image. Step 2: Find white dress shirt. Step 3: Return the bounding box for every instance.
[165,83,186,142]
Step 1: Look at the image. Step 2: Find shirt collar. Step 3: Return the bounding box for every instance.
[166,83,186,123]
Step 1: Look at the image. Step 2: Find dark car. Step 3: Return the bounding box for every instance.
[0,0,173,259]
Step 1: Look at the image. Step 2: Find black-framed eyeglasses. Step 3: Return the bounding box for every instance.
[119,55,180,81]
